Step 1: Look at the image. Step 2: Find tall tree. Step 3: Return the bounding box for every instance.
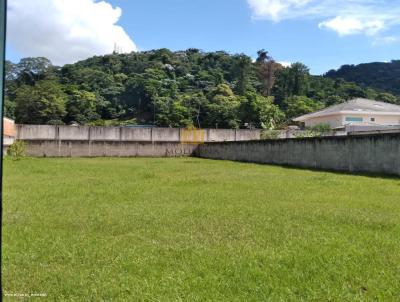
[273,63,310,105]
[204,84,240,128]
[65,90,102,124]
[289,63,310,96]
[233,54,252,95]
[256,49,281,97]
[240,92,284,129]
[15,80,67,124]
[285,95,322,118]
[15,57,57,85]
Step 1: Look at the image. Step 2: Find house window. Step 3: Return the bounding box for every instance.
[345,117,363,123]
[370,117,375,122]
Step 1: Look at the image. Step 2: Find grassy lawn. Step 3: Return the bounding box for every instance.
[2,157,400,301]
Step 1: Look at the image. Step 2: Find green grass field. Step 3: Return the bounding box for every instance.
[2,157,400,301]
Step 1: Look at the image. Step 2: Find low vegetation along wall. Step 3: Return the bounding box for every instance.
[195,133,400,176]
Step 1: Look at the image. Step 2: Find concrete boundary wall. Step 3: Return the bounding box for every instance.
[16,125,261,142]
[25,140,198,158]
[17,125,57,140]
[18,127,400,176]
[17,125,262,158]
[195,134,400,176]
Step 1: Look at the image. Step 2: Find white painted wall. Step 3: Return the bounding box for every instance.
[368,115,400,125]
[304,113,400,128]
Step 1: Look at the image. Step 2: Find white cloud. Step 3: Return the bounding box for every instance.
[247,0,400,37]
[248,0,312,22]
[7,0,137,65]
[319,16,385,36]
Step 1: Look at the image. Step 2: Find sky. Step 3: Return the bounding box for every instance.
[6,0,400,75]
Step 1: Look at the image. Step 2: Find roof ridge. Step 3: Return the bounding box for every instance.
[293,98,400,122]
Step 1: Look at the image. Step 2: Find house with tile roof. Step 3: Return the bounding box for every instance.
[293,98,400,130]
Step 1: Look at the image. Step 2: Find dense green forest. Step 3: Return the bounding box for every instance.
[325,60,400,97]
[5,49,399,129]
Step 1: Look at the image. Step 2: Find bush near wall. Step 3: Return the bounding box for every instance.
[7,140,26,160]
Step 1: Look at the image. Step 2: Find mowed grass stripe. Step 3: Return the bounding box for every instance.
[2,158,400,301]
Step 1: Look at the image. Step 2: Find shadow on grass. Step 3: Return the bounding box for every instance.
[194,157,400,180]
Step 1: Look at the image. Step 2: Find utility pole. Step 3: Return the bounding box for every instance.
[0,0,6,145]
[0,0,7,297]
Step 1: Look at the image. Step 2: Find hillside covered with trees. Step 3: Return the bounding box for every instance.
[5,49,399,129]
[325,60,400,97]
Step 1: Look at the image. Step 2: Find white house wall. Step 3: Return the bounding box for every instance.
[369,115,400,125]
[304,114,400,128]
[341,114,400,126]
